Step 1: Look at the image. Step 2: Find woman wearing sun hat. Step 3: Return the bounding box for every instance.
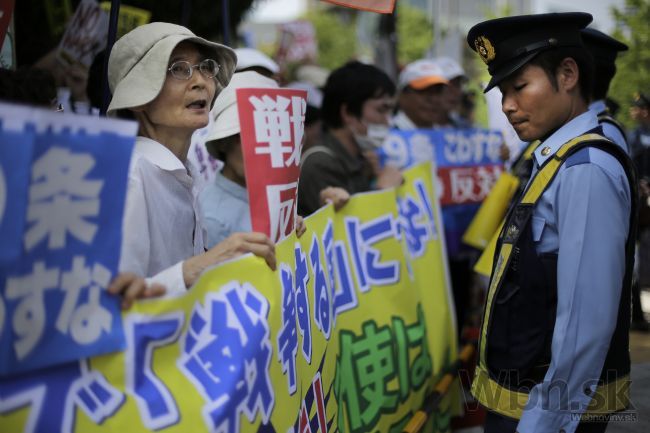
[106,22,277,303]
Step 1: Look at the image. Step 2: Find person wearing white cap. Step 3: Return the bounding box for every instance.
[234,48,280,81]
[106,23,277,301]
[393,59,449,130]
[199,71,309,248]
[432,56,470,127]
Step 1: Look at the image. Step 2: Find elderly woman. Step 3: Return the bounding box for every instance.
[105,23,276,307]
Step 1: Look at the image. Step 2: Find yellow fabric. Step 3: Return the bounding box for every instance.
[463,172,520,250]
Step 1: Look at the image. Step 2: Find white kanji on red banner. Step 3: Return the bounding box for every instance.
[237,88,307,242]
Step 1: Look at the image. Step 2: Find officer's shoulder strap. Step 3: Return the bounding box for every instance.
[598,112,627,139]
[521,132,635,206]
[300,145,335,165]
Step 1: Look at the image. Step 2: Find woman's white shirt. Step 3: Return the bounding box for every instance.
[119,137,206,294]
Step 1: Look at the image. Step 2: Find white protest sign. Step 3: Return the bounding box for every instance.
[58,0,109,68]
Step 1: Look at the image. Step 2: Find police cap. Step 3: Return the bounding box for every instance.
[467,12,592,92]
[633,93,650,109]
[581,28,628,65]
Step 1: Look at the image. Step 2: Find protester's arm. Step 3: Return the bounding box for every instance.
[182,232,276,287]
[517,157,630,433]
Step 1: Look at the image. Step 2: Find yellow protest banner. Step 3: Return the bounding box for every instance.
[0,162,458,433]
[462,172,519,250]
[99,3,151,37]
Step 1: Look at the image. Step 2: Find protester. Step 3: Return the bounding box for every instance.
[106,22,277,301]
[0,67,57,108]
[286,80,323,150]
[297,61,402,217]
[582,27,629,153]
[200,71,306,247]
[468,12,636,433]
[392,59,449,129]
[234,47,280,81]
[434,56,471,127]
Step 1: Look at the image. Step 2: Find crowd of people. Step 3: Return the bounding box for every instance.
[2,9,650,433]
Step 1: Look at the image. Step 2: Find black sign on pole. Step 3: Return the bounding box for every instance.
[222,0,231,46]
[100,0,121,116]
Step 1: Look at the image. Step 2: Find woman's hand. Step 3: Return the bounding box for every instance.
[107,272,166,310]
[183,232,276,287]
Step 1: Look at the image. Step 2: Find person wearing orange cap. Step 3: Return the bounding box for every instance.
[392,59,449,130]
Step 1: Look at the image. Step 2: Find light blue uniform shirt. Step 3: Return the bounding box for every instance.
[588,99,629,154]
[517,111,631,433]
[199,172,251,249]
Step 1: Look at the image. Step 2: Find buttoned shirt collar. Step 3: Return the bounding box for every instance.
[533,110,599,167]
[134,136,200,189]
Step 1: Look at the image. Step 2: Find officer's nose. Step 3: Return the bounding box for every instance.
[501,91,516,116]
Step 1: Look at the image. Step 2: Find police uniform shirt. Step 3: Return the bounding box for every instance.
[518,110,631,432]
[588,99,629,153]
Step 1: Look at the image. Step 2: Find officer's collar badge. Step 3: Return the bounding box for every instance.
[474,36,496,64]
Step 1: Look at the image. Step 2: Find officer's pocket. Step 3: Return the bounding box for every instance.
[531,216,546,242]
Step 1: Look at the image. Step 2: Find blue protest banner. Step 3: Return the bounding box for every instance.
[0,103,137,375]
[378,127,504,256]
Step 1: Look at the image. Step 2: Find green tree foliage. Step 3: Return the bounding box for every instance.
[15,0,255,66]
[302,9,357,70]
[396,3,433,65]
[609,0,650,128]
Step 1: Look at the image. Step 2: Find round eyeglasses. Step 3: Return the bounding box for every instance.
[167,59,220,80]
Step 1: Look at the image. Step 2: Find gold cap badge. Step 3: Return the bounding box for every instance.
[475,36,496,64]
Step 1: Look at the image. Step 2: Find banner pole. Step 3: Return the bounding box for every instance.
[181,0,192,27]
[222,0,231,46]
[100,0,121,116]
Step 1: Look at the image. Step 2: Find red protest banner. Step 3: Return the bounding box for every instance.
[237,88,307,243]
[0,0,14,48]
[321,0,396,13]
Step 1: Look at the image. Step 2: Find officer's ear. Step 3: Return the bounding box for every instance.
[556,57,580,93]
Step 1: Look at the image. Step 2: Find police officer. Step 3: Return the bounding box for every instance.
[467,13,637,433]
[582,28,629,153]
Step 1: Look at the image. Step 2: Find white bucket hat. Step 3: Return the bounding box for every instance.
[205,70,278,142]
[107,22,237,115]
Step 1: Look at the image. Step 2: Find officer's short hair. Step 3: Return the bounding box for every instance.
[527,45,594,103]
[321,61,395,129]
